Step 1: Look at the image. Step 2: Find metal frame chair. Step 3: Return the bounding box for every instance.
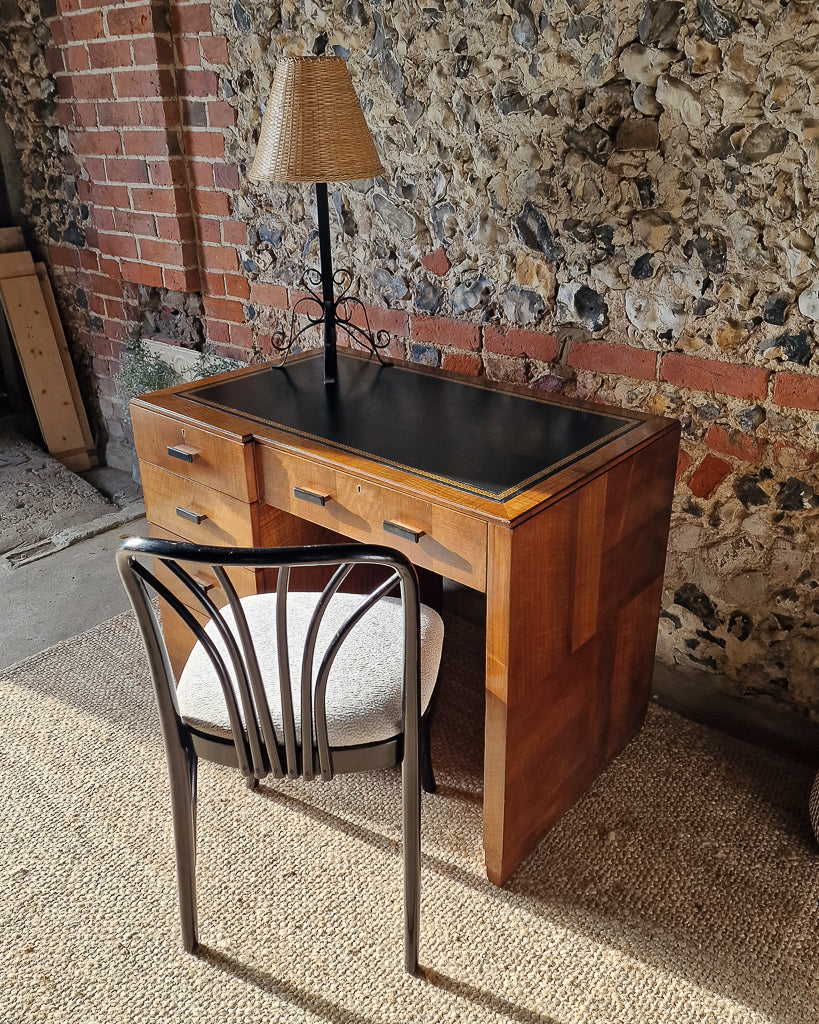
[116,536,445,973]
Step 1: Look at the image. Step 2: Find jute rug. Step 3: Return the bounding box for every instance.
[1,611,817,1023]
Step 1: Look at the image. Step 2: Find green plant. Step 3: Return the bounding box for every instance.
[115,340,182,422]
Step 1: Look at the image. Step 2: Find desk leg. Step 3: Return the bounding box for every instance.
[482,434,678,885]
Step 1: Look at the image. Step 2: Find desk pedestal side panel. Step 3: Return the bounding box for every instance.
[483,429,679,885]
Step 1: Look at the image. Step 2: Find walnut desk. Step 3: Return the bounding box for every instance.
[131,350,680,885]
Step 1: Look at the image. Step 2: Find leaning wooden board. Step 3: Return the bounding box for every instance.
[0,248,96,470]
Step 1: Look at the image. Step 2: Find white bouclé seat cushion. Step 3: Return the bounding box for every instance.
[176,592,444,749]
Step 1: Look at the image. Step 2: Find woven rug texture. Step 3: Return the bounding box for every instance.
[0,610,817,1024]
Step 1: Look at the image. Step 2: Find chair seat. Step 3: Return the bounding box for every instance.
[177,592,444,748]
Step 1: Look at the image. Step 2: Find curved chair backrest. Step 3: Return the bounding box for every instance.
[116,536,440,973]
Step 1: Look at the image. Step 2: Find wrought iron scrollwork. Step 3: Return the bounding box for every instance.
[265,267,392,369]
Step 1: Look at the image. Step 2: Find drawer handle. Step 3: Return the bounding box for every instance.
[294,486,330,507]
[167,444,199,463]
[176,506,207,525]
[383,520,424,544]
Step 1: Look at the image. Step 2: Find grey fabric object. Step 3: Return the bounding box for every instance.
[177,592,444,747]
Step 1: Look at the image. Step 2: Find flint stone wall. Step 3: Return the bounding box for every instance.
[1,0,818,721]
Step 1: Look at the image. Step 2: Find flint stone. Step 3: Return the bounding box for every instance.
[416,279,443,314]
[63,222,85,247]
[698,0,738,40]
[778,477,819,511]
[512,0,538,48]
[502,286,545,326]
[373,192,416,238]
[372,268,408,303]
[692,231,727,274]
[410,342,439,366]
[740,123,789,163]
[674,582,720,629]
[632,253,656,279]
[451,274,492,314]
[797,282,819,322]
[616,118,660,150]
[656,74,702,128]
[625,291,686,334]
[619,43,674,86]
[758,330,812,365]
[639,1,684,48]
[494,81,529,115]
[634,83,663,115]
[232,0,251,31]
[736,405,766,431]
[514,201,563,262]
[431,201,456,242]
[565,123,612,165]
[557,282,608,332]
[736,473,769,508]
[258,224,283,247]
[763,295,789,326]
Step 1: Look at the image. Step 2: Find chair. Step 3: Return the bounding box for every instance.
[115,536,445,973]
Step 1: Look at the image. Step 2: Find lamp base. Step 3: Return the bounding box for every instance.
[263,266,392,381]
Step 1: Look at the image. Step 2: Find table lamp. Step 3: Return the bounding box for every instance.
[248,54,387,385]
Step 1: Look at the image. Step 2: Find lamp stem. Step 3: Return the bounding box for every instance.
[315,182,337,385]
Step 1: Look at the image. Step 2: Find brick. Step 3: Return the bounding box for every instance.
[135,34,174,66]
[106,4,153,37]
[705,424,764,464]
[92,207,116,231]
[87,39,132,70]
[660,352,770,401]
[188,161,215,189]
[157,214,196,242]
[486,325,560,363]
[90,183,129,207]
[203,295,245,322]
[175,37,201,68]
[250,281,288,309]
[688,455,731,499]
[105,157,150,184]
[568,340,657,380]
[197,217,221,244]
[163,267,201,292]
[442,351,482,376]
[63,10,104,41]
[412,314,480,351]
[89,270,124,297]
[148,159,188,188]
[131,186,187,215]
[79,248,100,271]
[421,245,451,277]
[182,99,207,128]
[207,101,236,128]
[222,219,248,245]
[73,102,98,129]
[138,237,188,266]
[184,130,226,160]
[45,45,65,74]
[199,243,238,272]
[170,2,212,34]
[201,35,229,64]
[139,99,181,128]
[114,68,171,99]
[202,272,226,296]
[65,43,90,72]
[206,319,231,344]
[213,163,240,190]
[773,371,819,411]
[68,127,120,157]
[122,128,171,157]
[83,155,106,181]
[224,274,250,300]
[97,101,144,128]
[178,68,220,98]
[97,232,139,259]
[114,209,156,236]
[71,71,114,101]
[351,303,410,339]
[229,322,253,348]
[675,449,692,482]
[120,260,164,287]
[772,440,819,472]
[191,190,230,216]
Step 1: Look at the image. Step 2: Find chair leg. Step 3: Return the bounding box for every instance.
[166,744,199,953]
[420,719,436,794]
[402,741,421,974]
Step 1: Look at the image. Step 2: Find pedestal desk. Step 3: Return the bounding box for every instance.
[131,350,680,884]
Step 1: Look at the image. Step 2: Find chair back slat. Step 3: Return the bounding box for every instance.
[274,567,299,778]
[313,570,402,781]
[299,563,353,780]
[212,565,285,780]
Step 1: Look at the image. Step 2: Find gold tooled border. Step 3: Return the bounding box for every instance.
[183,362,636,502]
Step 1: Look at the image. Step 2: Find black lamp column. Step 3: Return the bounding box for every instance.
[315,182,338,386]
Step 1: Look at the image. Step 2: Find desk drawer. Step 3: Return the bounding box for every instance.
[132,405,255,500]
[148,524,263,608]
[257,446,487,590]
[141,462,258,548]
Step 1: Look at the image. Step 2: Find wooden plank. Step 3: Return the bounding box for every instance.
[34,263,96,460]
[0,272,89,461]
[0,249,36,280]
[0,227,25,253]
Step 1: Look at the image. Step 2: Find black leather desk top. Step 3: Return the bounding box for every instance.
[184,353,636,502]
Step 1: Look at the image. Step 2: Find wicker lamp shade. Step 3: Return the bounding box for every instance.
[248,55,384,184]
